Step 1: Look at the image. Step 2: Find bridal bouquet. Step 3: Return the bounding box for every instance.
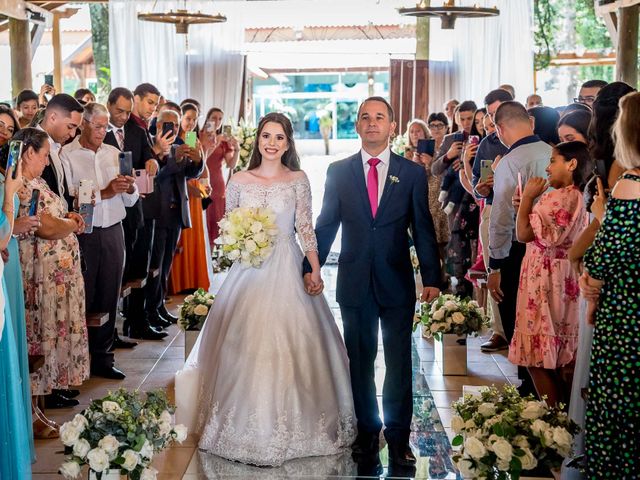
[58,389,187,480]
[415,294,489,340]
[232,118,256,172]
[451,385,578,480]
[178,288,215,331]
[217,207,279,268]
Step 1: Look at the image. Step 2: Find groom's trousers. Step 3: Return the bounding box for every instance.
[340,285,415,444]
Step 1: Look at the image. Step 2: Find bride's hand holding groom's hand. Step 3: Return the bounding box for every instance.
[303,272,324,296]
[421,286,440,303]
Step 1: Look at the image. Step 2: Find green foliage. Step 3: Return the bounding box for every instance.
[533,0,559,70]
[89,5,111,101]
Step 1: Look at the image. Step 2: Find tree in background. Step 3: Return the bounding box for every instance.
[89,4,111,101]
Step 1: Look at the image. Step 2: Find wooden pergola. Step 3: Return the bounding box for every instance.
[596,0,639,86]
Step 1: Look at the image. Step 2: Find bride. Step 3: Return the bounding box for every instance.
[175,112,356,467]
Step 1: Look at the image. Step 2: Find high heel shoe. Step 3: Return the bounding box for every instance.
[32,404,59,439]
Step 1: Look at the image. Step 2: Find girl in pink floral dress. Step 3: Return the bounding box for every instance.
[509,141,592,406]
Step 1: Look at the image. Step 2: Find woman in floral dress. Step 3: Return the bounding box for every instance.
[16,128,89,400]
[509,141,592,406]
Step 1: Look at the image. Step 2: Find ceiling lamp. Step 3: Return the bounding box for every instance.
[398,0,499,30]
[138,8,226,34]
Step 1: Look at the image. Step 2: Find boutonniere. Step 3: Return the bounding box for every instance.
[389,175,400,184]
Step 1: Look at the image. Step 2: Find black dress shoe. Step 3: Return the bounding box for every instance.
[387,441,417,467]
[44,392,79,409]
[91,366,126,380]
[355,454,383,476]
[158,305,178,324]
[52,388,80,399]
[128,326,168,340]
[110,336,138,350]
[149,315,171,329]
[352,431,379,458]
[387,462,417,478]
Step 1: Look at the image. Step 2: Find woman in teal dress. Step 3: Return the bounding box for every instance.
[0,147,34,478]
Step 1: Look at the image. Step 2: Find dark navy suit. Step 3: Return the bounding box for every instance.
[309,150,441,444]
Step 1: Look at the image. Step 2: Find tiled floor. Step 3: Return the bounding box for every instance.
[32,266,519,479]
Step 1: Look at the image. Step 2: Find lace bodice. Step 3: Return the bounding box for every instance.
[225,175,318,253]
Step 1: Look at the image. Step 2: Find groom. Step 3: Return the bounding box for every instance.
[304,97,441,467]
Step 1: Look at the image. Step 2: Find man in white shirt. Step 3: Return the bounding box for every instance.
[60,102,139,380]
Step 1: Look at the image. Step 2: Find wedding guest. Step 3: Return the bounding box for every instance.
[483,111,496,135]
[575,79,607,108]
[509,141,592,406]
[561,102,592,117]
[0,148,34,476]
[73,88,96,105]
[15,89,40,128]
[528,106,560,145]
[444,99,459,133]
[500,84,516,100]
[526,94,543,108]
[558,110,590,144]
[580,91,640,479]
[61,103,139,379]
[0,106,19,147]
[471,107,487,138]
[201,107,239,246]
[15,128,89,413]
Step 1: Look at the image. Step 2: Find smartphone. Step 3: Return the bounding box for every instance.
[480,159,493,182]
[468,135,480,146]
[79,203,94,234]
[222,125,232,137]
[44,74,53,86]
[517,172,523,196]
[28,189,40,216]
[453,131,465,143]
[185,131,197,148]
[417,138,436,156]
[134,169,154,194]
[6,140,23,179]
[78,179,93,205]
[162,122,175,138]
[119,151,133,176]
[595,159,608,189]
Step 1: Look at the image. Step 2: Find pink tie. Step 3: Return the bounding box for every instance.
[115,129,125,150]
[367,158,381,217]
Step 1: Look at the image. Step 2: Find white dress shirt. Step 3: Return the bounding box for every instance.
[361,146,391,204]
[60,137,139,228]
[36,124,65,196]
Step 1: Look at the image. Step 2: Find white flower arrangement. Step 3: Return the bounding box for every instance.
[414,293,489,340]
[217,206,279,268]
[232,118,256,172]
[391,132,408,157]
[178,288,215,331]
[58,389,187,480]
[451,385,578,480]
[409,245,420,273]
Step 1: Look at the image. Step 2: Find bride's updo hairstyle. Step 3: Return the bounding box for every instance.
[248,112,301,171]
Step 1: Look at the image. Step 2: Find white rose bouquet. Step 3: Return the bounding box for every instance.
[58,389,187,480]
[391,131,408,157]
[450,385,578,480]
[232,118,256,172]
[178,288,215,331]
[414,293,489,340]
[217,206,279,268]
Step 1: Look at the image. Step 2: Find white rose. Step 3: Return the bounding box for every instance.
[430,323,440,333]
[173,424,188,443]
[521,401,547,420]
[552,427,573,455]
[456,455,477,478]
[98,435,120,460]
[72,438,91,458]
[159,410,172,424]
[139,440,154,460]
[227,249,240,260]
[514,435,530,449]
[477,402,497,417]
[245,239,257,254]
[206,298,214,305]
[469,300,480,308]
[451,312,466,324]
[102,401,123,416]
[193,304,209,316]
[451,415,465,434]
[121,449,140,471]
[70,414,88,432]
[159,420,172,437]
[250,222,263,233]
[140,467,158,480]
[492,438,513,462]
[497,457,511,471]
[444,300,458,311]
[464,419,477,430]
[543,428,555,447]
[86,448,110,473]
[59,461,81,479]
[520,447,538,470]
[531,419,550,436]
[432,309,445,321]
[184,295,194,303]
[59,422,81,446]
[464,436,487,460]
[253,232,267,244]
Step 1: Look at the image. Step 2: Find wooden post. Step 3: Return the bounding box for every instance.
[9,17,33,97]
[52,11,63,93]
[616,4,639,87]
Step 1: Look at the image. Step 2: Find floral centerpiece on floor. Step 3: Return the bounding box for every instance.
[414,293,489,340]
[451,385,578,480]
[217,207,279,268]
[58,389,187,480]
[178,288,215,331]
[232,118,256,172]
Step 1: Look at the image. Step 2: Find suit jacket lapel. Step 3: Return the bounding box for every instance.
[350,154,374,221]
[375,153,402,221]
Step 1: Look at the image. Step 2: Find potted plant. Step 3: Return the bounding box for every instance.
[414,294,489,375]
[178,288,215,358]
[58,389,187,480]
[450,385,577,480]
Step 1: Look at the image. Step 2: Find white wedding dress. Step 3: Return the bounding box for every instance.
[175,174,356,467]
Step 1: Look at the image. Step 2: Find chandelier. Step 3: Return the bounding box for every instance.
[398,0,499,30]
[138,3,226,34]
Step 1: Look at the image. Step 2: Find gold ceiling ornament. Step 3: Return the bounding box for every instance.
[137,4,226,34]
[398,0,499,30]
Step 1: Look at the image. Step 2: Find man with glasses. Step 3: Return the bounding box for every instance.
[574,79,607,108]
[61,102,139,380]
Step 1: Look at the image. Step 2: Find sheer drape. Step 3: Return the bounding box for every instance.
[109,0,245,119]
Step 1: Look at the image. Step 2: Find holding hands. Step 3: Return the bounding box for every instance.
[303,271,324,296]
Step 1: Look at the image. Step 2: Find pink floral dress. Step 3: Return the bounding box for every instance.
[18,177,89,395]
[508,186,588,369]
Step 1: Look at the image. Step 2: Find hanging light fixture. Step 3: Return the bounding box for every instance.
[138,1,226,34]
[398,0,499,30]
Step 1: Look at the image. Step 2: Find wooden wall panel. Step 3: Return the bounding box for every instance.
[389,59,429,135]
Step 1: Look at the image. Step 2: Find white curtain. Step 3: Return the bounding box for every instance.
[427,0,534,113]
[109,0,245,120]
